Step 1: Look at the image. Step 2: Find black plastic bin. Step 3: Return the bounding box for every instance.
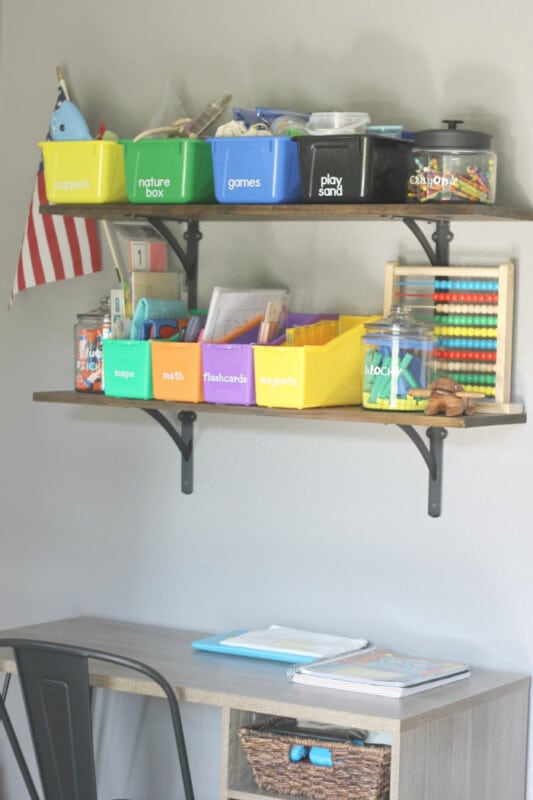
[294,134,412,203]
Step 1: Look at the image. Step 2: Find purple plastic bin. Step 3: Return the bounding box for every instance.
[202,314,337,405]
[202,323,259,405]
[202,342,256,405]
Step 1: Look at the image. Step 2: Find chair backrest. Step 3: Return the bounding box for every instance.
[0,638,194,800]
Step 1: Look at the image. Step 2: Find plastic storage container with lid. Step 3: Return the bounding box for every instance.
[407,119,497,203]
[295,134,412,203]
[362,306,434,411]
[306,112,370,135]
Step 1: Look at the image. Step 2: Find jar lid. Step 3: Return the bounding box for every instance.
[77,309,103,322]
[364,306,434,339]
[414,119,492,149]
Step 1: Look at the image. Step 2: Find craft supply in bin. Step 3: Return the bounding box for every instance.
[294,134,412,203]
[253,315,379,409]
[150,341,204,403]
[362,306,434,411]
[103,340,153,399]
[208,136,302,203]
[122,137,215,203]
[238,717,391,800]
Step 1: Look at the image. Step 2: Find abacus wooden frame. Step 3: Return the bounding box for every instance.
[383,261,515,412]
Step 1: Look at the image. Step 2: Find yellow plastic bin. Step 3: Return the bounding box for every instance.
[39,140,127,203]
[253,315,379,409]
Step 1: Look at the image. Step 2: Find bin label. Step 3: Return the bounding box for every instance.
[227,178,261,191]
[318,174,343,197]
[137,177,171,198]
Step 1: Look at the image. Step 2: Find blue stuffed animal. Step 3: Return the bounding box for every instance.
[50,100,92,140]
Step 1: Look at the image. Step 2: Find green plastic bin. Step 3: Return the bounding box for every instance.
[122,138,215,203]
[103,340,153,399]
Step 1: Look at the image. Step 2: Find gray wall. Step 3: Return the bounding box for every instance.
[1,0,532,797]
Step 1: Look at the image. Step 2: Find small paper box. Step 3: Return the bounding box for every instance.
[128,240,168,272]
[131,271,180,310]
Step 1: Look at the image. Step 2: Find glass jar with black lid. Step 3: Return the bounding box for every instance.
[407,119,496,204]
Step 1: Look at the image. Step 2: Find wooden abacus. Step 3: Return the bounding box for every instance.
[383,260,519,413]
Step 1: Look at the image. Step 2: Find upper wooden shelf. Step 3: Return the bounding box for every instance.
[32,391,526,430]
[39,203,533,224]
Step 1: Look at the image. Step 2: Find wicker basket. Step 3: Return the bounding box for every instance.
[238,718,391,800]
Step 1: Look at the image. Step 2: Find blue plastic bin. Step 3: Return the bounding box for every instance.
[208,137,302,203]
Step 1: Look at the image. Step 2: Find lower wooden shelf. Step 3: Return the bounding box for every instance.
[32,390,526,429]
[32,390,526,518]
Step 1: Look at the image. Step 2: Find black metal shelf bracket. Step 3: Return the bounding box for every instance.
[143,409,196,494]
[403,218,453,266]
[397,425,448,517]
[147,218,202,309]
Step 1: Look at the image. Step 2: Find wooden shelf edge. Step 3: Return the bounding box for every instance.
[38,203,533,224]
[32,391,527,430]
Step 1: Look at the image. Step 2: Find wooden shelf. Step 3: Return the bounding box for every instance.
[39,202,533,224]
[32,391,526,429]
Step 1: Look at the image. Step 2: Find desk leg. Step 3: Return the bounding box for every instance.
[395,684,528,800]
[222,708,270,799]
[219,707,231,800]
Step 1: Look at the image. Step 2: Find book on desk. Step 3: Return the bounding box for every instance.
[191,625,368,664]
[288,647,471,698]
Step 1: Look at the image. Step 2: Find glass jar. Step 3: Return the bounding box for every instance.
[407,119,497,204]
[74,298,111,393]
[362,306,434,411]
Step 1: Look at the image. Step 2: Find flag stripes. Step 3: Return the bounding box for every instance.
[11,84,101,303]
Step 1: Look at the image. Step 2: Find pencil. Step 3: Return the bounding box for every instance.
[215,313,264,344]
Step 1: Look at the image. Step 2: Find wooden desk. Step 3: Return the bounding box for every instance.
[0,616,529,800]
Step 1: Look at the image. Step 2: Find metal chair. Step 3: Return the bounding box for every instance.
[0,638,194,800]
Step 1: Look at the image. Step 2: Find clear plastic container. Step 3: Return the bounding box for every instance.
[362,306,434,411]
[269,115,309,136]
[307,112,370,135]
[407,119,497,203]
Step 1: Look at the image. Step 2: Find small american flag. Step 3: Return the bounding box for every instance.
[11,84,101,304]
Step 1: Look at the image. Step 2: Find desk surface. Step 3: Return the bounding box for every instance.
[0,616,528,733]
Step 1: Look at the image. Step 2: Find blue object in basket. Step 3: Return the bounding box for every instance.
[208,137,303,203]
